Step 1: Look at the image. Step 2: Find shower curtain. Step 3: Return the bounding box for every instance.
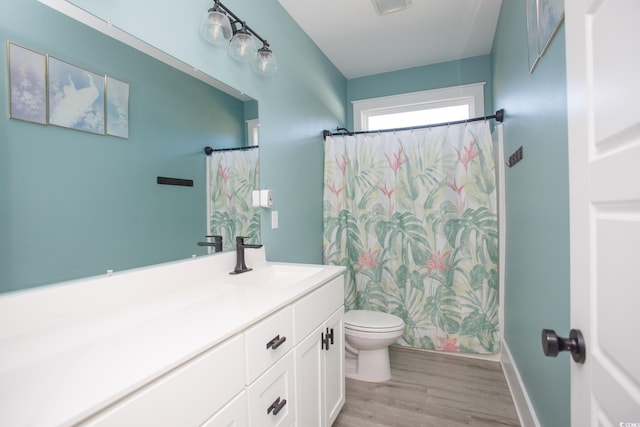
[207,148,260,252]
[323,122,499,354]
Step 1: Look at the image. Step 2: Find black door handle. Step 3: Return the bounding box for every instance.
[267,397,287,416]
[541,329,586,364]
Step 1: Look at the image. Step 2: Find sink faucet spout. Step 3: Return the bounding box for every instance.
[197,235,223,253]
[231,236,263,275]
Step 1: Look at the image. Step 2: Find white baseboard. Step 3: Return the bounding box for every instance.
[393,346,501,362]
[501,340,541,427]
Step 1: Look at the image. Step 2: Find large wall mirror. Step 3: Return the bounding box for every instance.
[0,1,259,293]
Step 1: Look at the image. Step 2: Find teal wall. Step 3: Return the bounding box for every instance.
[0,0,251,293]
[1,0,346,292]
[491,2,570,426]
[346,55,493,129]
[53,0,347,266]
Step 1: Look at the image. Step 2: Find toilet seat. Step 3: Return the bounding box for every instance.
[344,310,404,333]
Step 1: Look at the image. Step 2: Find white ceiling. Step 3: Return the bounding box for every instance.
[278,0,503,79]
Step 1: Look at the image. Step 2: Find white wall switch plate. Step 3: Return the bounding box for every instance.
[271,211,278,229]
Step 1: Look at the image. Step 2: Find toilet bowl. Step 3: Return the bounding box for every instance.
[344,310,405,383]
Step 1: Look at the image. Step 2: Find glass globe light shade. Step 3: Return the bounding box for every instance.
[200,9,232,45]
[252,47,277,77]
[228,29,257,62]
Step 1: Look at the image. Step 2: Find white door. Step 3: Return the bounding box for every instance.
[565,0,640,425]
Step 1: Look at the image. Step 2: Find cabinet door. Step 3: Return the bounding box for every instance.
[324,306,345,426]
[294,325,324,427]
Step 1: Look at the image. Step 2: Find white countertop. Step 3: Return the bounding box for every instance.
[0,249,344,427]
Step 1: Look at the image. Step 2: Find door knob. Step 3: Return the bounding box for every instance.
[541,329,586,364]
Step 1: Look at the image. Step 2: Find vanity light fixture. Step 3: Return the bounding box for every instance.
[200,0,277,77]
[199,2,233,45]
[228,22,257,63]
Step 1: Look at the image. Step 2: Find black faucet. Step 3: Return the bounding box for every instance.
[230,236,263,275]
[197,235,223,253]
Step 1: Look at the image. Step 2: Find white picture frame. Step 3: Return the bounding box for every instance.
[527,0,564,73]
[7,42,47,125]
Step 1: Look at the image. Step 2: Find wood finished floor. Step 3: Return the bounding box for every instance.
[333,346,520,427]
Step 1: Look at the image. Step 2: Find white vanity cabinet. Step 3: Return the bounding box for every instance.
[293,276,345,427]
[0,252,345,427]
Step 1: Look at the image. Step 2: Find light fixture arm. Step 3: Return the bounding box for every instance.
[212,0,269,48]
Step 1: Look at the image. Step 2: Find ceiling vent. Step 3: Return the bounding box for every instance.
[371,0,412,15]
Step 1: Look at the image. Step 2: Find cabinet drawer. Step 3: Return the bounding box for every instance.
[245,306,293,384]
[83,335,245,427]
[293,276,344,345]
[247,352,295,427]
[201,390,247,427]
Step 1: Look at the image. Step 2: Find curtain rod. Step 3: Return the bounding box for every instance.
[322,109,504,140]
[204,145,259,155]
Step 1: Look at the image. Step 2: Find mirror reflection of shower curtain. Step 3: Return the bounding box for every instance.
[323,122,499,354]
[206,148,260,252]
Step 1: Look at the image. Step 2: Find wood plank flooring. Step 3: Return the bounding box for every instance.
[333,346,520,427]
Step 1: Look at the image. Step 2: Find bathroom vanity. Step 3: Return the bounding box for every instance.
[0,248,345,426]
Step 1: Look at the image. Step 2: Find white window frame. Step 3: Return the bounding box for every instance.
[352,82,486,131]
[246,119,259,147]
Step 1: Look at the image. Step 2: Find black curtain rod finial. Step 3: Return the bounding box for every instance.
[204,146,214,155]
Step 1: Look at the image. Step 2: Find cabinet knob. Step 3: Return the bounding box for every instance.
[267,397,287,416]
[266,335,286,350]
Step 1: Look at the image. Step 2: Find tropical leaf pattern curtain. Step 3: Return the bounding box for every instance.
[208,148,260,251]
[323,122,499,354]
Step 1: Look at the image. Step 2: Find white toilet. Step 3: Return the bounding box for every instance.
[344,310,405,382]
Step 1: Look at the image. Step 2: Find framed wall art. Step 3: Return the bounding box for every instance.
[105,75,129,139]
[48,56,105,134]
[7,42,47,125]
[527,0,564,73]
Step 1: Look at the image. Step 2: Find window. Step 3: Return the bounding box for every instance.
[353,83,485,131]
